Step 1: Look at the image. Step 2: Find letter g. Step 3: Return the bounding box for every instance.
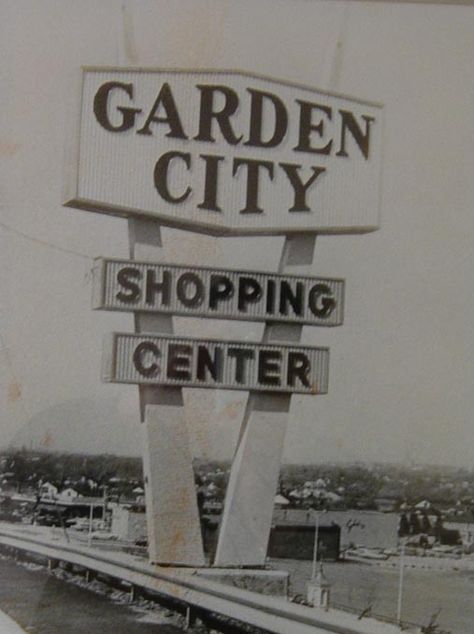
[93,82,141,132]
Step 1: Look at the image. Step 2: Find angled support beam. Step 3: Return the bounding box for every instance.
[214,234,317,567]
[128,218,205,566]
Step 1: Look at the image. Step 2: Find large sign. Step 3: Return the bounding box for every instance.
[65,68,383,236]
[65,62,382,570]
[103,333,329,395]
[93,258,344,326]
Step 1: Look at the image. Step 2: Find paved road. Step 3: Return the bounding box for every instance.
[0,555,184,633]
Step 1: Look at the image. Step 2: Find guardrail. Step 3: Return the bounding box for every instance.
[0,524,409,634]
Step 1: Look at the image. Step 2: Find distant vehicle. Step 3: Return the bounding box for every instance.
[431,545,463,556]
[33,514,62,527]
[67,518,105,531]
[345,547,388,561]
[66,517,90,531]
[89,531,117,541]
[0,512,21,524]
[203,501,223,514]
[382,548,398,557]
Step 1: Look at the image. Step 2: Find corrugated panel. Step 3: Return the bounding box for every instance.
[93,258,344,326]
[103,333,329,395]
[66,68,382,236]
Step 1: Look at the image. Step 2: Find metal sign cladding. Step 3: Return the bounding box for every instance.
[64,68,383,236]
[93,258,345,326]
[103,333,329,395]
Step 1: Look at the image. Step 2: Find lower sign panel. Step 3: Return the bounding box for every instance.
[103,333,329,395]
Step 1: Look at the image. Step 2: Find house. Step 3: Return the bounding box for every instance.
[375,486,402,512]
[57,488,79,501]
[39,482,58,500]
[274,494,290,507]
[415,499,431,511]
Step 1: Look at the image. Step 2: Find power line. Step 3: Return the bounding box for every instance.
[0,220,94,450]
[0,220,93,261]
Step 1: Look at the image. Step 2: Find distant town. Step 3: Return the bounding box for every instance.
[0,449,473,561]
[1,449,472,631]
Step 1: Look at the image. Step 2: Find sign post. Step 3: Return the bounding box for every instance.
[214,233,316,566]
[128,218,205,566]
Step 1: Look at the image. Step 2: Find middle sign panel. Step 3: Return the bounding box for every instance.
[93,258,344,327]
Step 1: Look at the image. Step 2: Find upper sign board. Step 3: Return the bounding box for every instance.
[64,68,383,236]
[92,257,344,326]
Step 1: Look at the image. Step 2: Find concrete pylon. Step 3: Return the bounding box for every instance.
[214,234,317,567]
[129,218,205,566]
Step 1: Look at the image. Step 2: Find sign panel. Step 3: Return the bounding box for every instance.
[103,333,329,395]
[65,68,383,236]
[93,258,344,326]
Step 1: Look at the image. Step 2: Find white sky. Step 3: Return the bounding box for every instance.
[1,0,474,465]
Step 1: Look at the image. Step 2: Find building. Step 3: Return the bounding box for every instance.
[268,524,340,561]
[375,486,403,513]
[39,482,58,500]
[273,509,399,551]
[57,488,79,501]
[110,503,147,543]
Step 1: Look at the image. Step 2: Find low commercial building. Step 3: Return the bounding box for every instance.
[110,503,147,543]
[273,509,399,551]
[33,496,106,526]
[268,524,340,561]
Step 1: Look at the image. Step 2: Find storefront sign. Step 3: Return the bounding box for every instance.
[93,258,344,326]
[65,68,382,236]
[103,333,329,394]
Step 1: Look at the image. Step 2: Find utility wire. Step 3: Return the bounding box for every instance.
[0,220,93,261]
[0,220,94,449]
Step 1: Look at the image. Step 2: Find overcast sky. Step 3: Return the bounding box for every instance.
[1,0,474,466]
